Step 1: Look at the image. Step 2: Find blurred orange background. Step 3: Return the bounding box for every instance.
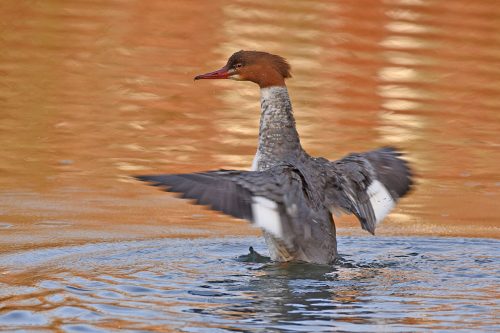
[0,0,499,254]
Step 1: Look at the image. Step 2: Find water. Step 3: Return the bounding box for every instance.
[0,236,498,332]
[1,0,499,331]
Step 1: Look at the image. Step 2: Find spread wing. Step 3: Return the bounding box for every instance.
[324,147,413,234]
[135,165,331,253]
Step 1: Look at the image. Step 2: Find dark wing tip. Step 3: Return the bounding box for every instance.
[134,175,152,182]
[357,215,376,235]
[372,146,414,199]
[134,175,167,187]
[393,149,414,198]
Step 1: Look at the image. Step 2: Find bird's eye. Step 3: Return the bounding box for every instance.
[234,63,243,69]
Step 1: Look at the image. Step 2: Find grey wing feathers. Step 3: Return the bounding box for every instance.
[362,147,412,199]
[326,147,412,234]
[135,171,254,221]
[135,165,314,239]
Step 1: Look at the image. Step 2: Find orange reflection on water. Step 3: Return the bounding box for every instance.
[0,1,499,253]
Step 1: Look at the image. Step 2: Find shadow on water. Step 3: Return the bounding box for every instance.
[1,236,497,332]
[209,261,377,331]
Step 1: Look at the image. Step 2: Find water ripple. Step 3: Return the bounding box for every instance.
[0,236,498,332]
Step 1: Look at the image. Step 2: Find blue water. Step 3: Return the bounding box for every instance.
[0,236,498,332]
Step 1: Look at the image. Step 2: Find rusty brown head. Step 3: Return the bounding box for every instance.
[194,50,291,88]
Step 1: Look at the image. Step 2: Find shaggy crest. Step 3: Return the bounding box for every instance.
[227,50,292,79]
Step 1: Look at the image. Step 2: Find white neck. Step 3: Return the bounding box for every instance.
[251,86,302,171]
[259,86,289,110]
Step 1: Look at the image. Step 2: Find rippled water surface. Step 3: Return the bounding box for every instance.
[1,0,499,331]
[1,236,499,332]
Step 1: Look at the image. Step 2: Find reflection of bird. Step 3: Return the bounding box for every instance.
[136,51,413,264]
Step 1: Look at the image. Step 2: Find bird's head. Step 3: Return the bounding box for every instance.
[194,50,291,88]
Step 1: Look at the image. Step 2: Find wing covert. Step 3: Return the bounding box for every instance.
[325,147,413,234]
[135,165,318,242]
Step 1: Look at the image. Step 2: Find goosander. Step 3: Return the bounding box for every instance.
[136,50,412,264]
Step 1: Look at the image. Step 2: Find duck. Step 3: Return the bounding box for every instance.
[136,50,413,265]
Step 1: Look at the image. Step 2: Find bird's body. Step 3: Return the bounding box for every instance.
[136,51,413,264]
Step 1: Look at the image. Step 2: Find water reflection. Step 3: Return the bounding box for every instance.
[0,236,498,331]
[216,262,373,330]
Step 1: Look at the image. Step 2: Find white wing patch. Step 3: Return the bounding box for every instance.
[251,196,283,238]
[366,180,395,224]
